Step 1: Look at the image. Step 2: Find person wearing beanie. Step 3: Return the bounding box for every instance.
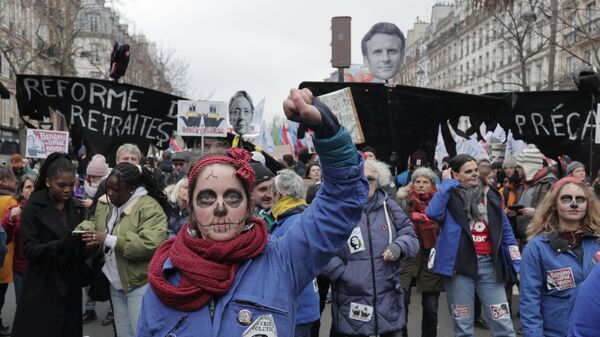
[514,145,558,243]
[566,161,586,182]
[250,162,276,232]
[9,154,30,182]
[81,154,111,325]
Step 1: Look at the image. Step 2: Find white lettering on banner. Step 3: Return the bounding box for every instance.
[547,267,576,291]
[514,110,597,141]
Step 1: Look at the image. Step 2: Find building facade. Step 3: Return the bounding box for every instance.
[398,0,597,94]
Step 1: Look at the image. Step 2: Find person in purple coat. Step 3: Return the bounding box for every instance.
[322,158,418,337]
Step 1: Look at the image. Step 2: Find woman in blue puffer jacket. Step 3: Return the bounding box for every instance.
[322,158,418,337]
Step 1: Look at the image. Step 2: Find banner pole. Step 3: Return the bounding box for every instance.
[201,136,205,157]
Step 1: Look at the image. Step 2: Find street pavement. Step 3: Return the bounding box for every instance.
[0,283,521,336]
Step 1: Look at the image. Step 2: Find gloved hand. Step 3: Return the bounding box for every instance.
[58,235,85,252]
[283,88,341,139]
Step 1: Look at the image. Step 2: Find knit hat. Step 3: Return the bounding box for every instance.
[250,162,275,186]
[502,156,517,169]
[86,154,109,177]
[188,148,255,196]
[551,177,582,192]
[566,161,584,176]
[10,154,23,168]
[516,144,545,181]
[410,149,428,166]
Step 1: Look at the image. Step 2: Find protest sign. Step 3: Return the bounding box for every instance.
[317,87,364,144]
[177,100,227,137]
[26,129,69,158]
[16,75,184,161]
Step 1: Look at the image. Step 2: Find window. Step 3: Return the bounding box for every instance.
[89,15,99,32]
[585,49,595,66]
[90,43,101,63]
[14,0,21,34]
[1,99,10,127]
[588,3,596,22]
[567,56,577,72]
[1,55,9,78]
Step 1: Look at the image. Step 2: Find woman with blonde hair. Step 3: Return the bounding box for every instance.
[520,177,600,337]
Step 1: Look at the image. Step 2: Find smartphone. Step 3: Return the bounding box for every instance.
[71,230,86,236]
[507,205,524,211]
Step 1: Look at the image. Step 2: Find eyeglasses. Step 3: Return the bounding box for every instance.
[559,195,587,205]
[366,176,377,183]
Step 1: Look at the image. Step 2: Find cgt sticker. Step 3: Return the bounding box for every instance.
[451,304,470,320]
[547,267,576,291]
[489,303,510,320]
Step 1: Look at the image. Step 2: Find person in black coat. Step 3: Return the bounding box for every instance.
[12,153,87,337]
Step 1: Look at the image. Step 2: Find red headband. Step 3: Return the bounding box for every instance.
[188,148,255,195]
[551,177,582,192]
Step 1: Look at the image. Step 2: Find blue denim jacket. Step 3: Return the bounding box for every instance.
[135,128,368,337]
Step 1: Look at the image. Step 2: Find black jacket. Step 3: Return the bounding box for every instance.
[12,190,86,337]
[446,188,511,282]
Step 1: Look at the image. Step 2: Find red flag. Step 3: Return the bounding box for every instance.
[282,122,290,145]
[169,137,182,152]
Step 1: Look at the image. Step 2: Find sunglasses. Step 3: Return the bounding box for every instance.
[559,194,587,205]
[366,176,377,183]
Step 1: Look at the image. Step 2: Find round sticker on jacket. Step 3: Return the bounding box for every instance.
[238,309,252,325]
[473,221,486,233]
[595,251,600,264]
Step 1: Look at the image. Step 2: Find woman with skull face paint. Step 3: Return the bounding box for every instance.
[426,154,520,337]
[519,177,600,337]
[76,162,169,337]
[135,88,368,337]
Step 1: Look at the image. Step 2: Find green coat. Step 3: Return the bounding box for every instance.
[77,194,167,293]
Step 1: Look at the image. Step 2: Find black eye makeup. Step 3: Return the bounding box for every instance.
[196,190,217,208]
[224,189,244,208]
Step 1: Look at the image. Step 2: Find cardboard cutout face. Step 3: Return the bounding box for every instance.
[229,93,254,135]
[362,23,405,81]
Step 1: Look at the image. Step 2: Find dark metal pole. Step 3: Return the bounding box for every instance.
[338,68,344,82]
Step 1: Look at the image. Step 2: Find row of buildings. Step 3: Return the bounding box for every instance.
[0,0,176,159]
[396,0,598,93]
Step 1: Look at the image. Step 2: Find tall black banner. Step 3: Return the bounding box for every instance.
[300,82,599,175]
[16,75,184,160]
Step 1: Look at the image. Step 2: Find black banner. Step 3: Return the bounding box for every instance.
[16,75,184,160]
[300,82,599,175]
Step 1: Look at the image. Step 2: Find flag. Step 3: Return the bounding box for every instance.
[434,125,449,170]
[252,98,265,124]
[169,137,182,152]
[258,119,275,153]
[282,122,290,145]
[271,120,281,146]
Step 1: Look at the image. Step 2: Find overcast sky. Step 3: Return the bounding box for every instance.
[118,0,432,121]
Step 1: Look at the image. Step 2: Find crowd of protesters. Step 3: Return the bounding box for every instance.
[0,90,599,337]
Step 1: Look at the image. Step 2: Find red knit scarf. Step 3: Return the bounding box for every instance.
[408,189,438,249]
[148,217,268,312]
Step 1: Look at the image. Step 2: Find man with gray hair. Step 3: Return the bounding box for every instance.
[269,169,319,337]
[116,143,142,165]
